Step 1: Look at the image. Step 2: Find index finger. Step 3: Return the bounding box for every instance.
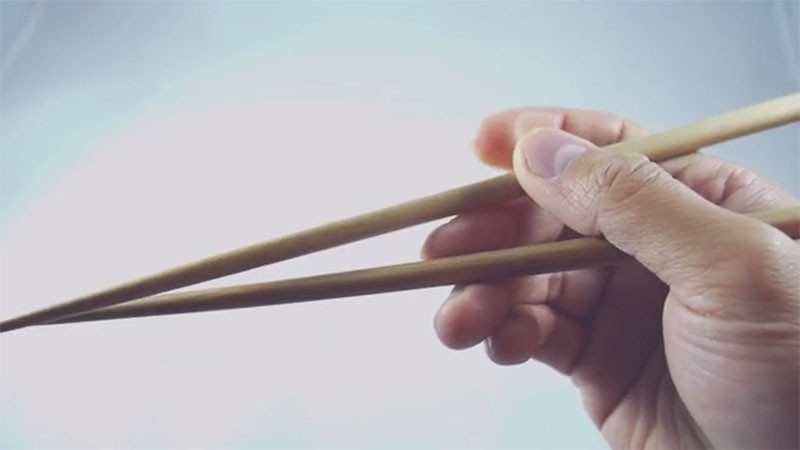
[474,107,650,168]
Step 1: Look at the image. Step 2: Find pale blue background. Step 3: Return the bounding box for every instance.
[1,1,798,449]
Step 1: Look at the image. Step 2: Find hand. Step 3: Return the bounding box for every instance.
[422,108,800,449]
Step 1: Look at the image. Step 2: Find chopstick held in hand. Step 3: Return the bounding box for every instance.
[2,93,800,332]
[50,206,800,325]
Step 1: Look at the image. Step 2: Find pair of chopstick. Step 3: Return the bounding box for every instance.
[2,94,799,332]
[49,206,800,324]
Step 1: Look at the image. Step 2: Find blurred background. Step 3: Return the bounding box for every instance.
[1,1,798,449]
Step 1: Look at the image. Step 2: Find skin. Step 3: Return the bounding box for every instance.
[421,108,800,449]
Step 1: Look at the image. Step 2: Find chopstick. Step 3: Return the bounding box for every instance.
[2,93,799,333]
[49,206,800,325]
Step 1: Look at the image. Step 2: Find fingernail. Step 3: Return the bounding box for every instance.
[448,285,464,299]
[513,111,562,140]
[521,131,587,178]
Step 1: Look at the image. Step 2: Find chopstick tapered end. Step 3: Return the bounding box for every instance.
[0,318,29,333]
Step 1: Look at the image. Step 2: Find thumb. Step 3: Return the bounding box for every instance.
[511,127,794,296]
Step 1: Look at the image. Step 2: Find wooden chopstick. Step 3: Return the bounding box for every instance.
[49,206,800,325]
[2,93,799,333]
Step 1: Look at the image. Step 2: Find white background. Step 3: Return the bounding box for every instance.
[1,2,798,449]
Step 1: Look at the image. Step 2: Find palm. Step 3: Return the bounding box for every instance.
[570,261,697,448]
[476,206,695,448]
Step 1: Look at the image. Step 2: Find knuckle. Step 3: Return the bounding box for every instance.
[556,152,671,236]
[595,117,626,146]
[716,163,756,199]
[698,161,757,204]
[582,152,669,216]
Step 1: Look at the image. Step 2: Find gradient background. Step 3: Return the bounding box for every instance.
[1,1,798,449]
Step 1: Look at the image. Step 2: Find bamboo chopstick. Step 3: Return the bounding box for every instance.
[49,206,800,325]
[2,93,799,333]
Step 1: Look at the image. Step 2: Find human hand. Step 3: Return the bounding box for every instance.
[422,108,799,449]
